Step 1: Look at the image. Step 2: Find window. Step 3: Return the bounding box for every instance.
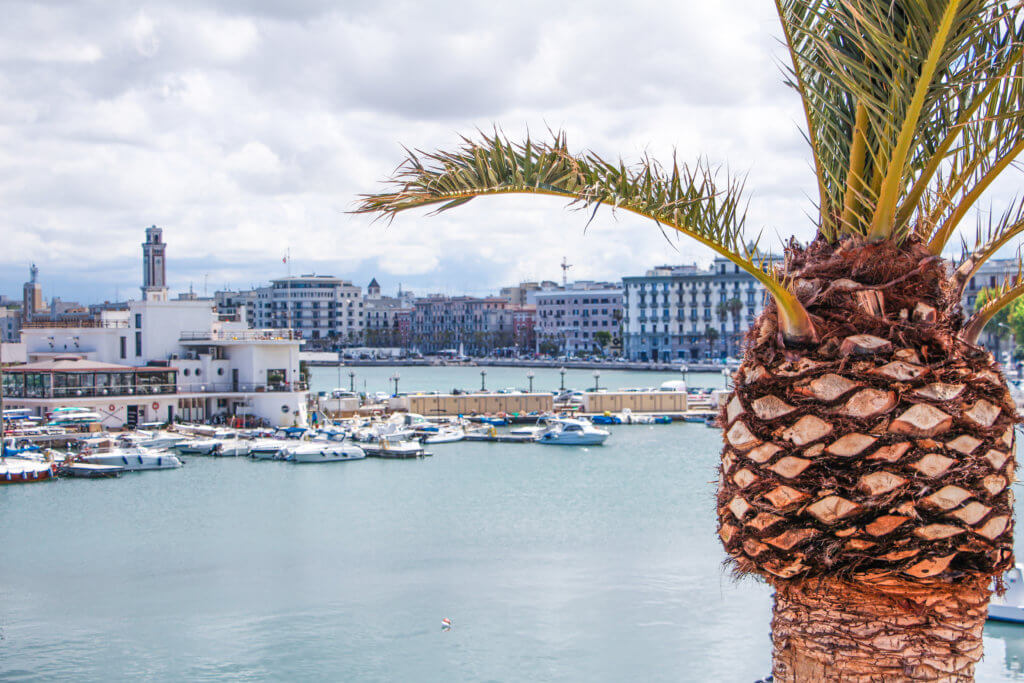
[119,336,127,359]
[135,332,142,357]
[135,314,142,328]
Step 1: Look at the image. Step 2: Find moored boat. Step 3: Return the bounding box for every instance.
[80,448,182,471]
[989,565,1024,623]
[363,439,428,458]
[58,462,123,478]
[535,418,609,446]
[0,458,57,483]
[288,442,366,463]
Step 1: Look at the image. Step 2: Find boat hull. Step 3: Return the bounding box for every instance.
[536,434,608,446]
[81,453,182,471]
[0,460,56,483]
[988,604,1024,623]
[292,447,366,463]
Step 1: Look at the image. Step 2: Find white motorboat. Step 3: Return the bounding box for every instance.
[536,418,610,446]
[423,427,465,444]
[119,431,187,450]
[509,424,545,438]
[990,565,1024,623]
[362,439,428,458]
[288,441,366,463]
[80,447,182,471]
[215,437,252,457]
[619,408,655,425]
[354,420,416,443]
[177,438,221,455]
[249,438,290,460]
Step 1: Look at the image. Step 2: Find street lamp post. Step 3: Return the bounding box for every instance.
[526,370,535,393]
[480,369,487,392]
[349,370,356,393]
[391,373,400,395]
[559,367,566,391]
[0,336,5,460]
[592,370,601,391]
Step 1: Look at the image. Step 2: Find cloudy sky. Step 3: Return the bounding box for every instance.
[0,1,1019,305]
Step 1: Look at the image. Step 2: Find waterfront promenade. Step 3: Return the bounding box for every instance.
[310,357,727,373]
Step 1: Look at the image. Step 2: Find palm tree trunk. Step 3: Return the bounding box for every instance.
[770,575,990,681]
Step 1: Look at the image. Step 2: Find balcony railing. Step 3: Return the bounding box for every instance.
[22,319,130,329]
[180,329,303,342]
[2,381,308,399]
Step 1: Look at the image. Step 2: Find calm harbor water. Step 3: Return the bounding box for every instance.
[1,367,1021,681]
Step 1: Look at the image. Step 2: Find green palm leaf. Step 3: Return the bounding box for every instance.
[776,0,1023,244]
[356,130,816,342]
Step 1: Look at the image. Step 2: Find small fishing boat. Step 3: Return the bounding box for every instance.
[0,458,57,483]
[989,565,1024,623]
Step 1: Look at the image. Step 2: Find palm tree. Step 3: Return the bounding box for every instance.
[356,2,1024,678]
[727,297,745,355]
[704,326,721,360]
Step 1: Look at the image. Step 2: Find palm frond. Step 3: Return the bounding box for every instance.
[951,196,1024,296]
[355,130,816,342]
[777,0,1023,243]
[962,259,1024,344]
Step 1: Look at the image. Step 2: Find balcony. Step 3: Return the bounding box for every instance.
[22,319,130,329]
[180,329,303,342]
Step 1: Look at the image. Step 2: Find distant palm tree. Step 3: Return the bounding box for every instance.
[358,2,1024,678]
[704,325,720,359]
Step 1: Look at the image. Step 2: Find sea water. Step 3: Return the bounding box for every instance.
[0,368,1020,681]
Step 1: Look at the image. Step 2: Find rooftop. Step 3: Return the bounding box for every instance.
[7,356,172,373]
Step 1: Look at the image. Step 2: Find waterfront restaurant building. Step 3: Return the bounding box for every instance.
[11,297,308,429]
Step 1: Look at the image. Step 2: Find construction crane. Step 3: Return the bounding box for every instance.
[560,257,572,287]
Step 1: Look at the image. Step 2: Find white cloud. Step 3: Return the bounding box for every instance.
[0,0,1018,302]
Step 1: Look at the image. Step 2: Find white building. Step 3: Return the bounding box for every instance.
[5,227,308,428]
[622,255,780,362]
[960,257,1021,362]
[0,308,20,343]
[250,275,363,342]
[533,282,623,356]
[11,299,307,429]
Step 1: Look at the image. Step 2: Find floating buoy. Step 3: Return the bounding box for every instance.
[441,618,452,631]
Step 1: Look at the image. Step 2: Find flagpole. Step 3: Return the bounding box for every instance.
[285,247,292,333]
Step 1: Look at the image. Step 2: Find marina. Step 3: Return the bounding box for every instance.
[1,366,1022,681]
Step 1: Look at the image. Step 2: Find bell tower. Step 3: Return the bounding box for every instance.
[142,225,168,301]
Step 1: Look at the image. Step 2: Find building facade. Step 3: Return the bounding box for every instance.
[410,296,513,354]
[960,257,1021,362]
[622,256,778,362]
[250,276,363,342]
[363,278,414,348]
[15,299,306,428]
[7,226,308,428]
[533,282,622,356]
[0,307,21,343]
